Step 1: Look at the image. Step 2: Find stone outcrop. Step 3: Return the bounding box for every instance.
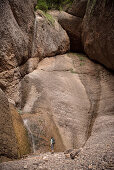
[67,0,88,18]
[32,10,70,60]
[0,0,36,72]
[0,3,70,98]
[0,57,39,99]
[15,54,91,151]
[0,0,38,98]
[22,113,65,153]
[0,1,114,168]
[0,88,17,160]
[4,53,114,168]
[15,52,114,154]
[9,104,31,158]
[49,0,88,52]
[49,11,83,52]
[0,89,30,162]
[82,0,114,70]
[69,63,114,169]
[70,148,82,159]
[73,71,114,169]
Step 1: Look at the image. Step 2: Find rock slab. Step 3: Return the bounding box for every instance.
[49,10,83,52]
[67,0,88,18]
[0,0,36,72]
[0,89,30,162]
[82,0,114,70]
[32,10,70,60]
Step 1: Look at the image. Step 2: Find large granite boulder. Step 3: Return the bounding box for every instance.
[67,0,88,18]
[14,52,114,154]
[0,0,38,98]
[73,68,114,169]
[49,11,83,52]
[15,54,91,151]
[0,89,30,162]
[1,53,114,168]
[82,0,114,70]
[32,10,70,60]
[0,3,70,98]
[13,53,114,168]
[0,0,36,72]
[52,0,88,52]
[0,88,17,160]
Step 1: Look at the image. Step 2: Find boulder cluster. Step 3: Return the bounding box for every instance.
[50,0,114,70]
[0,0,114,168]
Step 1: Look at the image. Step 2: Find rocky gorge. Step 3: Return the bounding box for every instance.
[0,0,114,169]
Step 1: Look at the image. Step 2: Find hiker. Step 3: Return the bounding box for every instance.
[50,137,55,153]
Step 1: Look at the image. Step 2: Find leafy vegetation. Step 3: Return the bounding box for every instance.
[35,0,48,12]
[35,0,73,12]
[38,10,55,25]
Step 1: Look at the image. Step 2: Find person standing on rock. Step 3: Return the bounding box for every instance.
[50,137,55,154]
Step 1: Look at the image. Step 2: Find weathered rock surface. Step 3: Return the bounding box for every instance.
[0,53,114,168]
[82,0,114,70]
[14,52,113,150]
[9,52,113,169]
[0,5,70,98]
[22,113,65,153]
[0,0,36,72]
[0,57,39,99]
[70,148,82,159]
[67,0,88,18]
[0,89,30,162]
[9,104,31,158]
[0,89,17,160]
[69,63,114,169]
[0,0,113,169]
[32,10,70,60]
[49,11,83,52]
[15,54,91,151]
[0,0,38,98]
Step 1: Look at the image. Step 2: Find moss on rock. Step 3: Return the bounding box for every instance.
[9,104,31,158]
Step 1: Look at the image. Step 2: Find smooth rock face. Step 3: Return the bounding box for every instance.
[32,11,70,60]
[0,89,30,162]
[15,53,114,156]
[5,53,114,169]
[49,11,83,52]
[16,54,91,151]
[82,0,114,70]
[67,0,88,18]
[74,70,114,169]
[22,113,65,153]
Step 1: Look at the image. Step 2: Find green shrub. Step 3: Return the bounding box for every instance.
[35,0,73,11]
[39,10,55,25]
[35,0,48,12]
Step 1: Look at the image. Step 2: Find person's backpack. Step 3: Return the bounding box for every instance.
[52,138,55,144]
